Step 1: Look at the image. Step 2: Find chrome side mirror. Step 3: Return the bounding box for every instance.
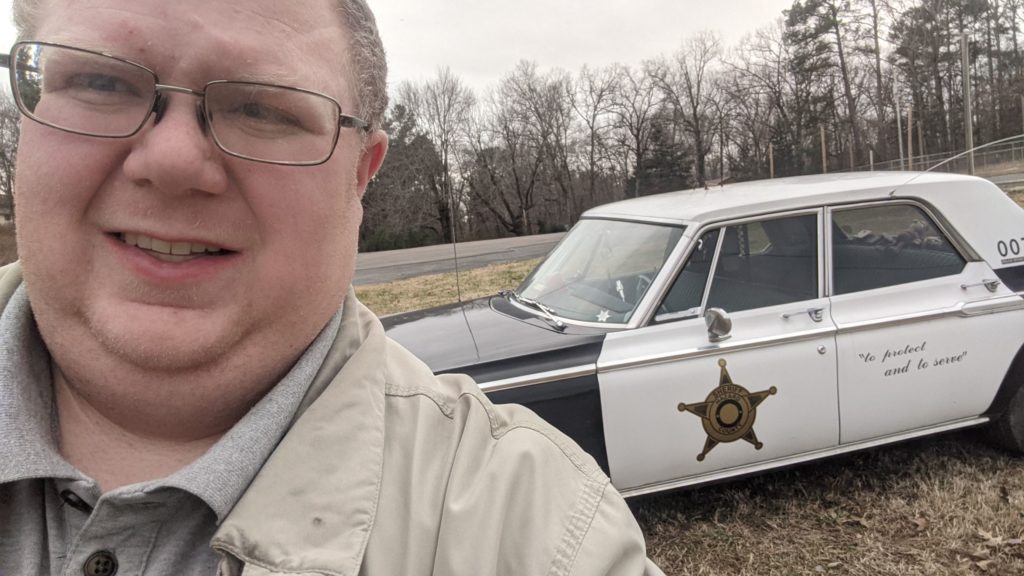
[704,307,732,343]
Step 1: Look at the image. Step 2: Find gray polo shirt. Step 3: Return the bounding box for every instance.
[0,286,342,576]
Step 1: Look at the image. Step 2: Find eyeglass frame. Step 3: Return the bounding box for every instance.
[0,41,372,166]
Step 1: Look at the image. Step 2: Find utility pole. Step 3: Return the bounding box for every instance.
[821,125,828,174]
[907,105,914,170]
[895,75,905,170]
[769,143,775,179]
[962,32,975,175]
[918,121,925,161]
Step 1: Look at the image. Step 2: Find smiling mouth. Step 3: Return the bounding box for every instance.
[117,232,234,263]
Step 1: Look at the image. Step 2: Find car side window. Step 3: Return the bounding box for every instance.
[705,214,819,313]
[831,204,965,295]
[659,229,721,317]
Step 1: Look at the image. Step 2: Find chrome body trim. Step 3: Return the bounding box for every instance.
[620,416,989,498]
[833,296,1024,334]
[482,298,1021,394]
[599,326,836,373]
[478,364,597,392]
[960,295,1024,316]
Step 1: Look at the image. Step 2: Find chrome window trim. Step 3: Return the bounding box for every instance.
[598,325,836,373]
[634,229,701,327]
[477,364,597,392]
[619,416,989,498]
[696,227,725,314]
[639,207,825,327]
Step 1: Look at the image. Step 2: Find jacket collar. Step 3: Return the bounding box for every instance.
[0,262,22,311]
[211,288,387,576]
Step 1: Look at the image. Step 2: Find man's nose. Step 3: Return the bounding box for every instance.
[121,92,229,196]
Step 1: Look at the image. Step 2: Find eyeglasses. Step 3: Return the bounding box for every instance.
[0,41,370,166]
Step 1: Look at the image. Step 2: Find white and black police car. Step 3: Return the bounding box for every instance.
[384,171,1024,497]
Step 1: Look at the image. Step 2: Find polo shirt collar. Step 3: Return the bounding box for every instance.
[0,285,83,485]
[0,278,344,524]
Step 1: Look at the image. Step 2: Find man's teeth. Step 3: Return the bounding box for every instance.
[121,233,224,255]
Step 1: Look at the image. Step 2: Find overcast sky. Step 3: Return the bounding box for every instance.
[0,0,795,94]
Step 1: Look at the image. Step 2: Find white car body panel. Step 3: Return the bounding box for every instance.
[591,175,1024,491]
[833,260,1024,443]
[599,296,838,491]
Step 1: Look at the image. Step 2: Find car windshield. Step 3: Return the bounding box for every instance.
[516,219,685,324]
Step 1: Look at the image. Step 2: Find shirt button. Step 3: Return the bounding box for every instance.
[83,551,118,576]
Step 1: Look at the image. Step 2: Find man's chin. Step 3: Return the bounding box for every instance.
[98,328,237,374]
[85,309,243,374]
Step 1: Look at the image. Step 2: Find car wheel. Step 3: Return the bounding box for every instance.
[989,382,1024,453]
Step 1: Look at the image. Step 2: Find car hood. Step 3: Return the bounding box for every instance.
[382,295,610,381]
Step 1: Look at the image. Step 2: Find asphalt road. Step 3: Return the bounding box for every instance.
[353,232,564,285]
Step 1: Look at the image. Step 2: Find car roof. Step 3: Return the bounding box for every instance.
[583,171,985,225]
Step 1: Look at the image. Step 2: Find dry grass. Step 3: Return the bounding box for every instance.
[355,258,540,317]
[632,430,1024,575]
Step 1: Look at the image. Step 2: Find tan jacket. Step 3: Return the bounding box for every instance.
[0,263,662,576]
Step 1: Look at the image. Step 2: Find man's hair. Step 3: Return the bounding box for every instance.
[11,0,389,129]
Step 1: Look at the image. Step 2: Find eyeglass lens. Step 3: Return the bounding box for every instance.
[10,43,343,164]
[13,43,156,137]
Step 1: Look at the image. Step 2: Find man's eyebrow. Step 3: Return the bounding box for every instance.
[231,68,312,88]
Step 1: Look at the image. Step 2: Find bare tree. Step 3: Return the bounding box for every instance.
[0,98,19,224]
[720,45,774,179]
[648,31,723,187]
[787,0,864,167]
[570,65,621,208]
[858,0,892,160]
[466,62,549,236]
[609,64,661,198]
[396,68,476,243]
[505,66,579,226]
[361,104,444,251]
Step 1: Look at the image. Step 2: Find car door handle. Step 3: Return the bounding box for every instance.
[781,307,825,322]
[961,278,1001,292]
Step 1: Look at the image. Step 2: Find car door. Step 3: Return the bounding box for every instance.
[828,201,1023,443]
[597,209,839,493]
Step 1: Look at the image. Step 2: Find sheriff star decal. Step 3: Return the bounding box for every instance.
[677,359,777,462]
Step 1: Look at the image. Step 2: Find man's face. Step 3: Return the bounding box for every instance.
[16,0,387,382]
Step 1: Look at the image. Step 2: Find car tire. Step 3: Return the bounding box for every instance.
[989,382,1024,453]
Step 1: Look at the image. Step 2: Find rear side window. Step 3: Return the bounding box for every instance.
[831,204,965,295]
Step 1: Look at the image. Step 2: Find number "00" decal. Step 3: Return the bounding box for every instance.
[998,238,1024,258]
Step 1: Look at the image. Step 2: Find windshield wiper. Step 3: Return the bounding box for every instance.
[502,290,566,332]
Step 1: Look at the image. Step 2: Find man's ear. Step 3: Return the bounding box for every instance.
[355,130,389,200]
